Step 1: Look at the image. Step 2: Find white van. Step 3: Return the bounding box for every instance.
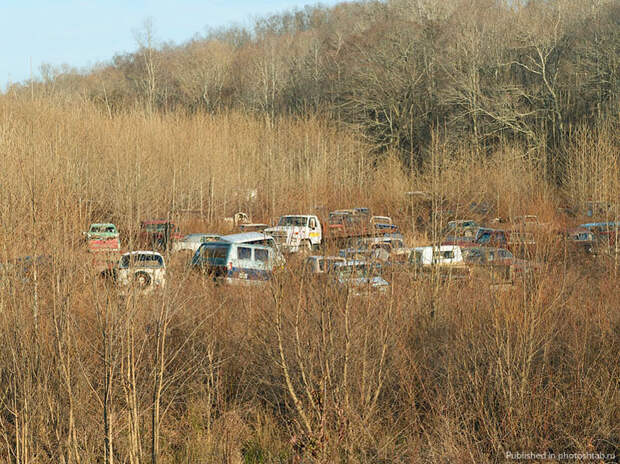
[220,232,284,266]
[410,245,465,267]
[191,241,275,285]
[409,245,468,280]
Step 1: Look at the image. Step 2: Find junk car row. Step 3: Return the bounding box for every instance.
[76,206,618,293]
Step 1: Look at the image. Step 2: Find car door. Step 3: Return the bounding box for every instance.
[253,247,272,280]
[235,246,253,280]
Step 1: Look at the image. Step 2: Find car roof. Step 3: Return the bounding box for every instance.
[199,240,271,250]
[121,251,164,257]
[220,232,274,243]
[330,210,354,215]
[199,241,232,247]
[414,245,461,252]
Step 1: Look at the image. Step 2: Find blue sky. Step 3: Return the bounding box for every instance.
[0,0,341,90]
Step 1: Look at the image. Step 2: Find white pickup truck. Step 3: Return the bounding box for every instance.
[264,215,322,253]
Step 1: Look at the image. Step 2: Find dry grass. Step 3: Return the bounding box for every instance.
[0,95,618,463]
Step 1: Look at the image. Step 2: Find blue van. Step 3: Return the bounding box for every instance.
[191,241,274,284]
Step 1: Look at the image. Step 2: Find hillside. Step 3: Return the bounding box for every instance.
[0,0,618,462]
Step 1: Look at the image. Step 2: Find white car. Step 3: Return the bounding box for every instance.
[172,233,222,254]
[333,260,389,295]
[303,255,346,274]
[116,251,166,292]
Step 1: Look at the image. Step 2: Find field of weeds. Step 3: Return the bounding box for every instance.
[0,97,618,463]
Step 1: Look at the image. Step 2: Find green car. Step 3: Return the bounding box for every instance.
[86,223,121,252]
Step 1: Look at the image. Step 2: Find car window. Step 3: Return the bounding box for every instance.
[433,250,454,260]
[201,244,230,260]
[238,247,252,260]
[120,254,163,268]
[255,248,269,263]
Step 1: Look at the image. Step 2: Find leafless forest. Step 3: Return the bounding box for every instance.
[0,0,618,462]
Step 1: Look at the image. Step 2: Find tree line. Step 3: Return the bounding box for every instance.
[10,0,619,171]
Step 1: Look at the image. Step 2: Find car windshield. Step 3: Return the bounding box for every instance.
[336,263,376,278]
[278,216,308,227]
[143,223,171,232]
[329,214,347,224]
[91,225,116,233]
[120,254,163,268]
[478,232,491,244]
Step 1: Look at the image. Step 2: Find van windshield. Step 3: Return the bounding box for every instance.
[201,244,230,261]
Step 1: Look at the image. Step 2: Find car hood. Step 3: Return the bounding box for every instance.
[87,232,119,239]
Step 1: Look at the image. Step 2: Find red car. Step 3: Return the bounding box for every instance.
[139,220,184,251]
[474,227,535,256]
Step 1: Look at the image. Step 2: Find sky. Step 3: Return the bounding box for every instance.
[0,0,342,90]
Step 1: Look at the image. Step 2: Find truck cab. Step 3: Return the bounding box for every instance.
[264,215,322,253]
[139,220,184,251]
[85,223,121,252]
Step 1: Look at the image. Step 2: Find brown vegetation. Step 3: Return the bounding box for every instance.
[0,0,618,462]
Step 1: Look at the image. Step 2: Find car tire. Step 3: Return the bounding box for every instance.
[133,271,152,288]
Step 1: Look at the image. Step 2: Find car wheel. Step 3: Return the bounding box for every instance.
[133,271,152,288]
